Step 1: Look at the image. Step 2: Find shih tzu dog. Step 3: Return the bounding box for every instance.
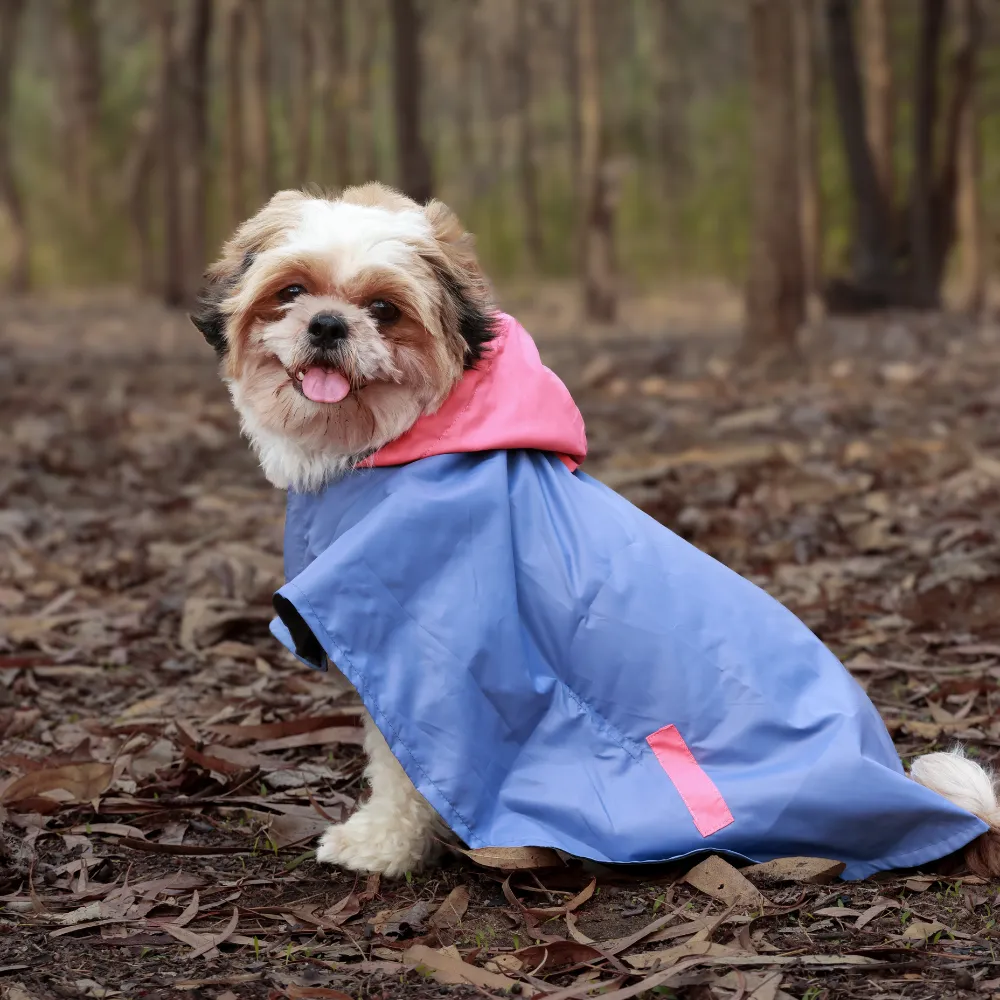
[193,183,1000,881]
[192,183,488,874]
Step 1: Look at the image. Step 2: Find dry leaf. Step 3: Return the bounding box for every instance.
[684,855,764,909]
[460,845,562,869]
[429,885,469,929]
[514,939,604,971]
[742,857,845,888]
[403,944,538,996]
[1,762,113,806]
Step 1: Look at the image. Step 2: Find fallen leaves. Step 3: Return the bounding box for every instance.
[684,856,764,909]
[0,762,113,808]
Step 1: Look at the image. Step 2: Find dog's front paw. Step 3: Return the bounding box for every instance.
[316,815,431,877]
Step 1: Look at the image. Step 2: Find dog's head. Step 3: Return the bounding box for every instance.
[192,183,495,490]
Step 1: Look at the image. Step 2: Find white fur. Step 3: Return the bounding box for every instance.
[284,200,432,279]
[910,747,1000,826]
[316,712,445,876]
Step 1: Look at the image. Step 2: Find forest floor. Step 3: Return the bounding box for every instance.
[4,293,1000,1000]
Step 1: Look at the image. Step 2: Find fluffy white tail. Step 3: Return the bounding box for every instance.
[910,748,1000,826]
[910,747,1000,875]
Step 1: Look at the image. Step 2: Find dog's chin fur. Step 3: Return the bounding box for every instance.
[193,182,496,493]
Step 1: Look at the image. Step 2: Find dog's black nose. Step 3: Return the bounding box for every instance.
[308,312,349,346]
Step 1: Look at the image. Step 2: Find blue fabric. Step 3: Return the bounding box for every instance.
[270,450,986,879]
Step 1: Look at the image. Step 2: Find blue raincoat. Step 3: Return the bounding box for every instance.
[269,316,986,879]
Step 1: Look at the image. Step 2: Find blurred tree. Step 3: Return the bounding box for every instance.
[390,0,432,202]
[826,0,895,306]
[794,0,822,296]
[292,0,315,185]
[650,0,687,233]
[179,0,213,303]
[514,0,542,267]
[563,0,582,202]
[0,0,27,292]
[578,0,616,322]
[155,0,184,306]
[224,0,247,227]
[59,0,102,234]
[353,0,380,183]
[827,0,981,310]
[908,0,946,307]
[956,0,984,315]
[745,0,805,355]
[861,0,894,212]
[319,0,349,189]
[245,0,275,207]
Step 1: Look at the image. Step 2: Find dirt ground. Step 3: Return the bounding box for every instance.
[4,294,1000,999]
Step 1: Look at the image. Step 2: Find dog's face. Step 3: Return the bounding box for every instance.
[192,183,495,490]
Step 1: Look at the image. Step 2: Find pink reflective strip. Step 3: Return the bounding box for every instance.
[646,724,734,838]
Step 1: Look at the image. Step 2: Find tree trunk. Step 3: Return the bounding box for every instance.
[455,0,478,196]
[514,0,542,268]
[745,0,805,356]
[60,0,102,231]
[0,0,28,292]
[860,0,894,209]
[794,0,822,297]
[245,0,275,207]
[825,0,894,300]
[224,0,247,227]
[155,0,184,306]
[649,0,686,220]
[293,0,315,184]
[319,0,349,189]
[179,0,213,303]
[123,102,157,295]
[955,0,983,315]
[389,0,432,202]
[353,0,380,183]
[564,0,582,201]
[908,0,946,307]
[577,0,616,323]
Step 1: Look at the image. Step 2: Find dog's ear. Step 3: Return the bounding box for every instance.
[190,251,257,357]
[422,200,497,368]
[190,280,229,357]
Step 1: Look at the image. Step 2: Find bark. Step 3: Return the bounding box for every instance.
[389,0,432,202]
[224,0,247,227]
[60,0,102,228]
[794,0,822,296]
[155,0,184,306]
[908,0,946,307]
[0,0,28,292]
[245,0,275,206]
[745,0,805,356]
[860,0,894,207]
[319,0,349,189]
[564,0,582,200]
[514,0,542,268]
[578,0,616,322]
[293,0,315,184]
[179,0,213,303]
[353,0,380,183]
[123,103,157,295]
[649,0,686,210]
[455,0,478,189]
[825,0,894,298]
[955,0,983,314]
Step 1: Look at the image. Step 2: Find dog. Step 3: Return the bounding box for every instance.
[193,182,1000,878]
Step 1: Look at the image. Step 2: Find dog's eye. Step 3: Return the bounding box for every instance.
[277,284,306,303]
[368,299,400,324]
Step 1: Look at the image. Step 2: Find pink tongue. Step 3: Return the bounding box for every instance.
[301,367,351,403]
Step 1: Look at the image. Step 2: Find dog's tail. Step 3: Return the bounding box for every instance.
[910,747,1000,875]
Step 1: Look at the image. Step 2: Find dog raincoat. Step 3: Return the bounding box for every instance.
[270,313,986,879]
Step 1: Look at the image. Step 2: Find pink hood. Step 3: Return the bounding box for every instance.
[366,313,587,470]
